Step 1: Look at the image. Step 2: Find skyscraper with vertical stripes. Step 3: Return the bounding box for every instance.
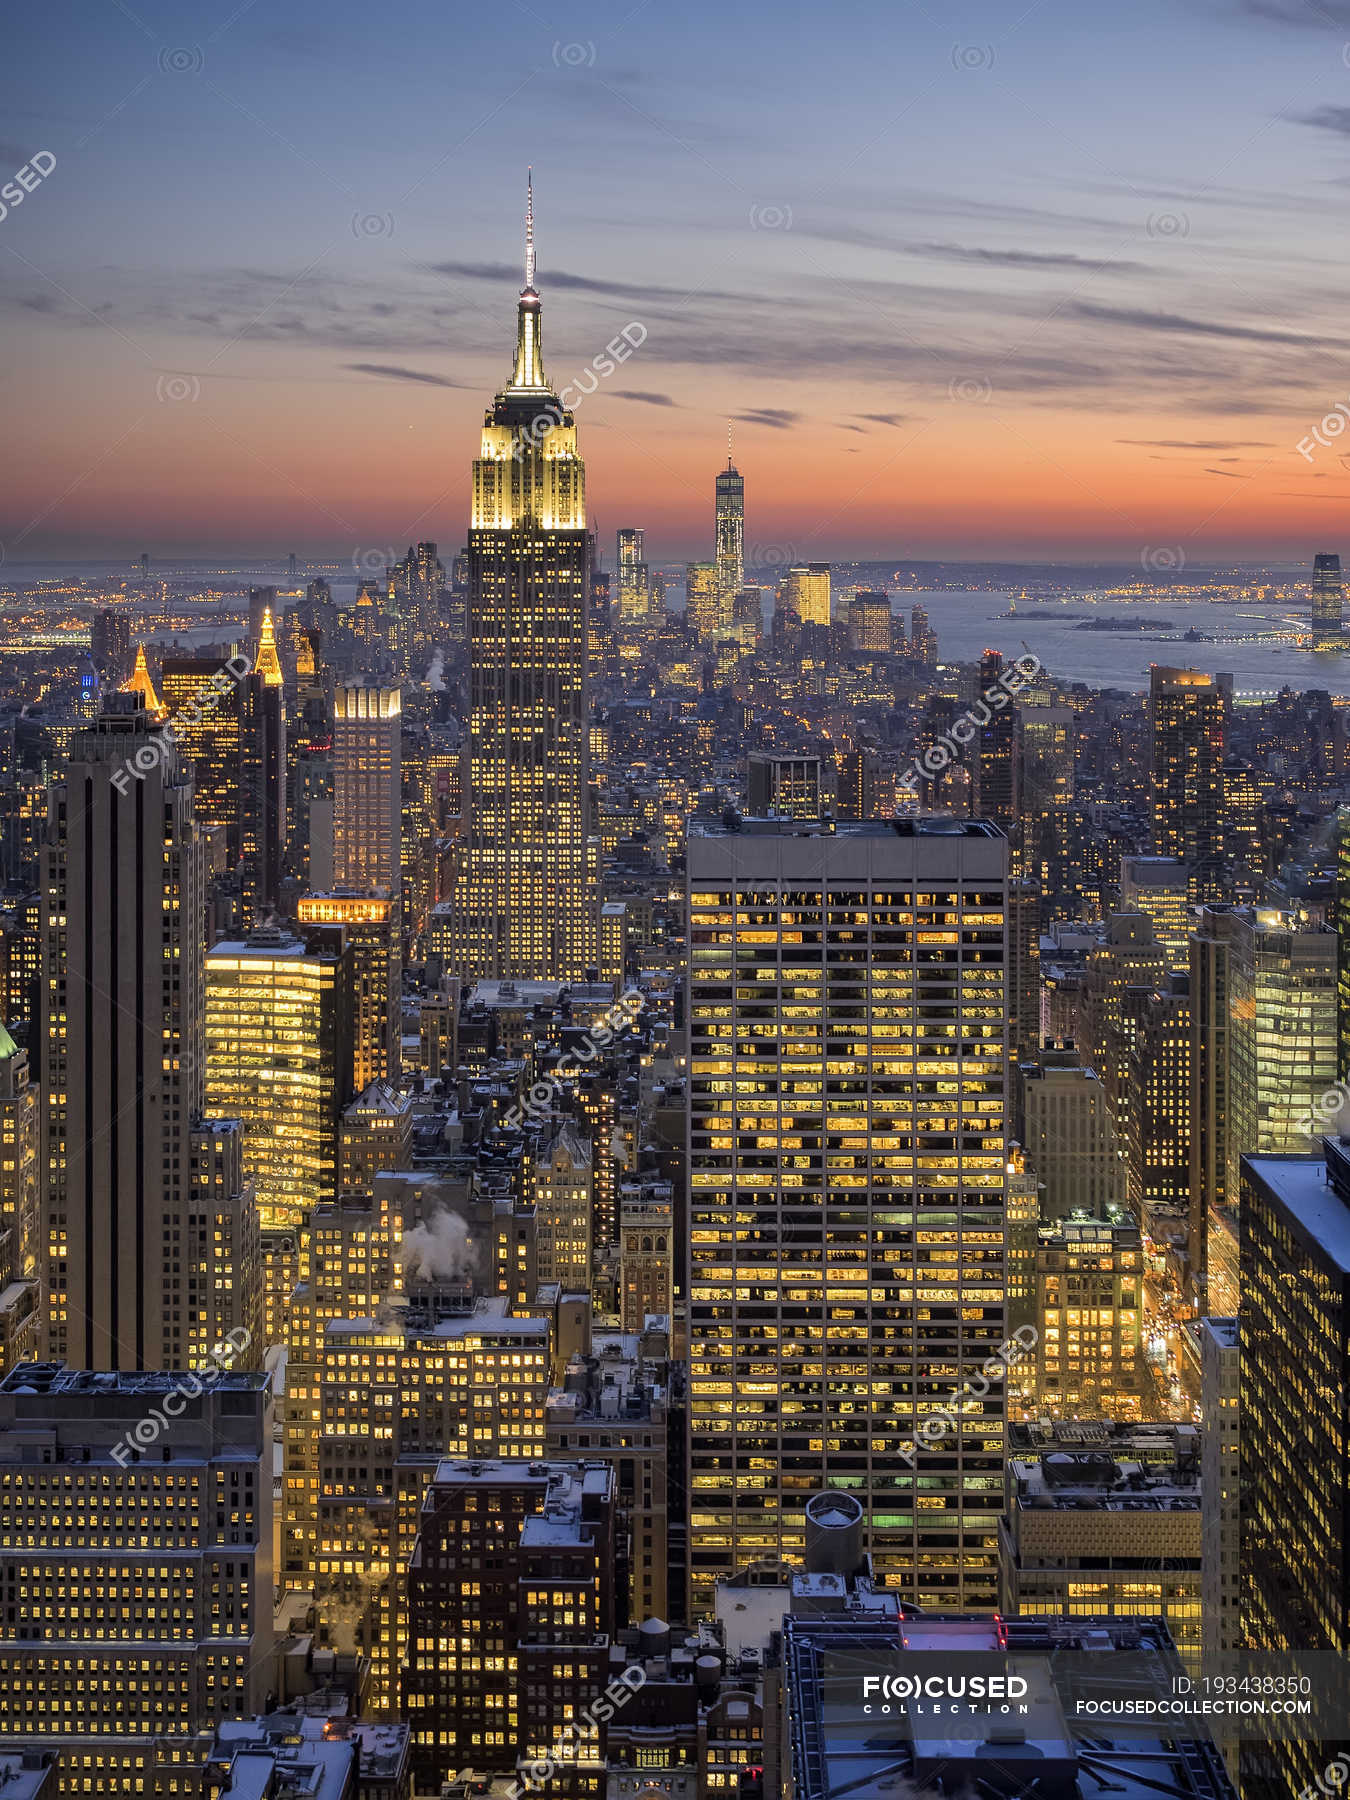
[686,816,1009,1613]
[446,178,597,979]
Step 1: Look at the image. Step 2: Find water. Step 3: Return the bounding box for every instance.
[899,591,1335,699]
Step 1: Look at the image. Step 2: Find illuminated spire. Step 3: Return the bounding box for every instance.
[123,642,162,716]
[525,166,535,293]
[509,168,548,391]
[728,419,734,471]
[255,605,283,687]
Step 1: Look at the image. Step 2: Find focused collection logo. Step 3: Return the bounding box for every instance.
[861,1673,1031,1714]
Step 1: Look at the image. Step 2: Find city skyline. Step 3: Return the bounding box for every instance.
[6,9,1350,1795]
[9,2,1350,561]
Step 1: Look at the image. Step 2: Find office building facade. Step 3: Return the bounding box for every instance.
[687,817,1008,1613]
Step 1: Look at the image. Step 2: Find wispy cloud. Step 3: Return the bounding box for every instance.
[909,241,1151,272]
[1297,105,1350,138]
[1071,301,1348,348]
[734,407,799,429]
[612,389,679,406]
[1117,437,1276,448]
[426,260,738,305]
[346,362,464,387]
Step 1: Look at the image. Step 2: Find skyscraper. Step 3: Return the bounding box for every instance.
[240,605,286,921]
[0,1363,273,1792]
[1190,905,1337,1314]
[392,540,445,659]
[684,561,720,639]
[1240,1139,1350,1800]
[446,180,596,979]
[714,446,744,609]
[402,1459,617,1791]
[332,683,401,898]
[783,563,831,628]
[297,890,399,1089]
[1149,666,1225,899]
[1312,550,1343,648]
[1120,853,1191,970]
[0,1028,39,1374]
[846,590,891,654]
[686,816,1008,1612]
[42,693,205,1371]
[617,527,649,627]
[974,647,1021,845]
[159,656,244,860]
[204,922,353,1235]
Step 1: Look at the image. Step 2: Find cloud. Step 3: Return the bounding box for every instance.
[612,389,678,406]
[859,412,909,427]
[1298,105,1350,138]
[1117,437,1275,448]
[1070,301,1348,348]
[734,408,799,429]
[909,241,1151,272]
[1204,466,1251,476]
[426,259,737,304]
[345,362,463,387]
[1238,0,1350,24]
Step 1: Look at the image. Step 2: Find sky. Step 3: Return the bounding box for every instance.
[6,0,1350,566]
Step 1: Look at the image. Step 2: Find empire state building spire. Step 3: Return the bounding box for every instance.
[524,164,535,291]
[511,166,547,391]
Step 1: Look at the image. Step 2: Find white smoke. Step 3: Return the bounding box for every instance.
[424,648,445,692]
[399,1208,472,1283]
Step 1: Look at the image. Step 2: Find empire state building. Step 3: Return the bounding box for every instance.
[447,178,598,979]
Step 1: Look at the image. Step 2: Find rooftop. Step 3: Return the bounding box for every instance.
[0,1751,58,1799]
[785,1613,1236,1800]
[691,815,1004,840]
[1244,1151,1350,1274]
[1197,1315,1239,1350]
[0,1362,269,1398]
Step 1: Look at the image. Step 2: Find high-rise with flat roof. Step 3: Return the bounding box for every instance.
[42,694,206,1372]
[617,527,649,627]
[1120,854,1192,970]
[782,563,830,628]
[1195,1315,1240,1668]
[402,1458,618,1794]
[297,889,399,1090]
[687,816,1008,1613]
[332,683,401,900]
[1149,667,1225,900]
[846,591,891,655]
[205,922,353,1234]
[1241,1141,1350,1800]
[1020,1045,1124,1221]
[1313,551,1343,649]
[684,560,719,639]
[0,1362,273,1796]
